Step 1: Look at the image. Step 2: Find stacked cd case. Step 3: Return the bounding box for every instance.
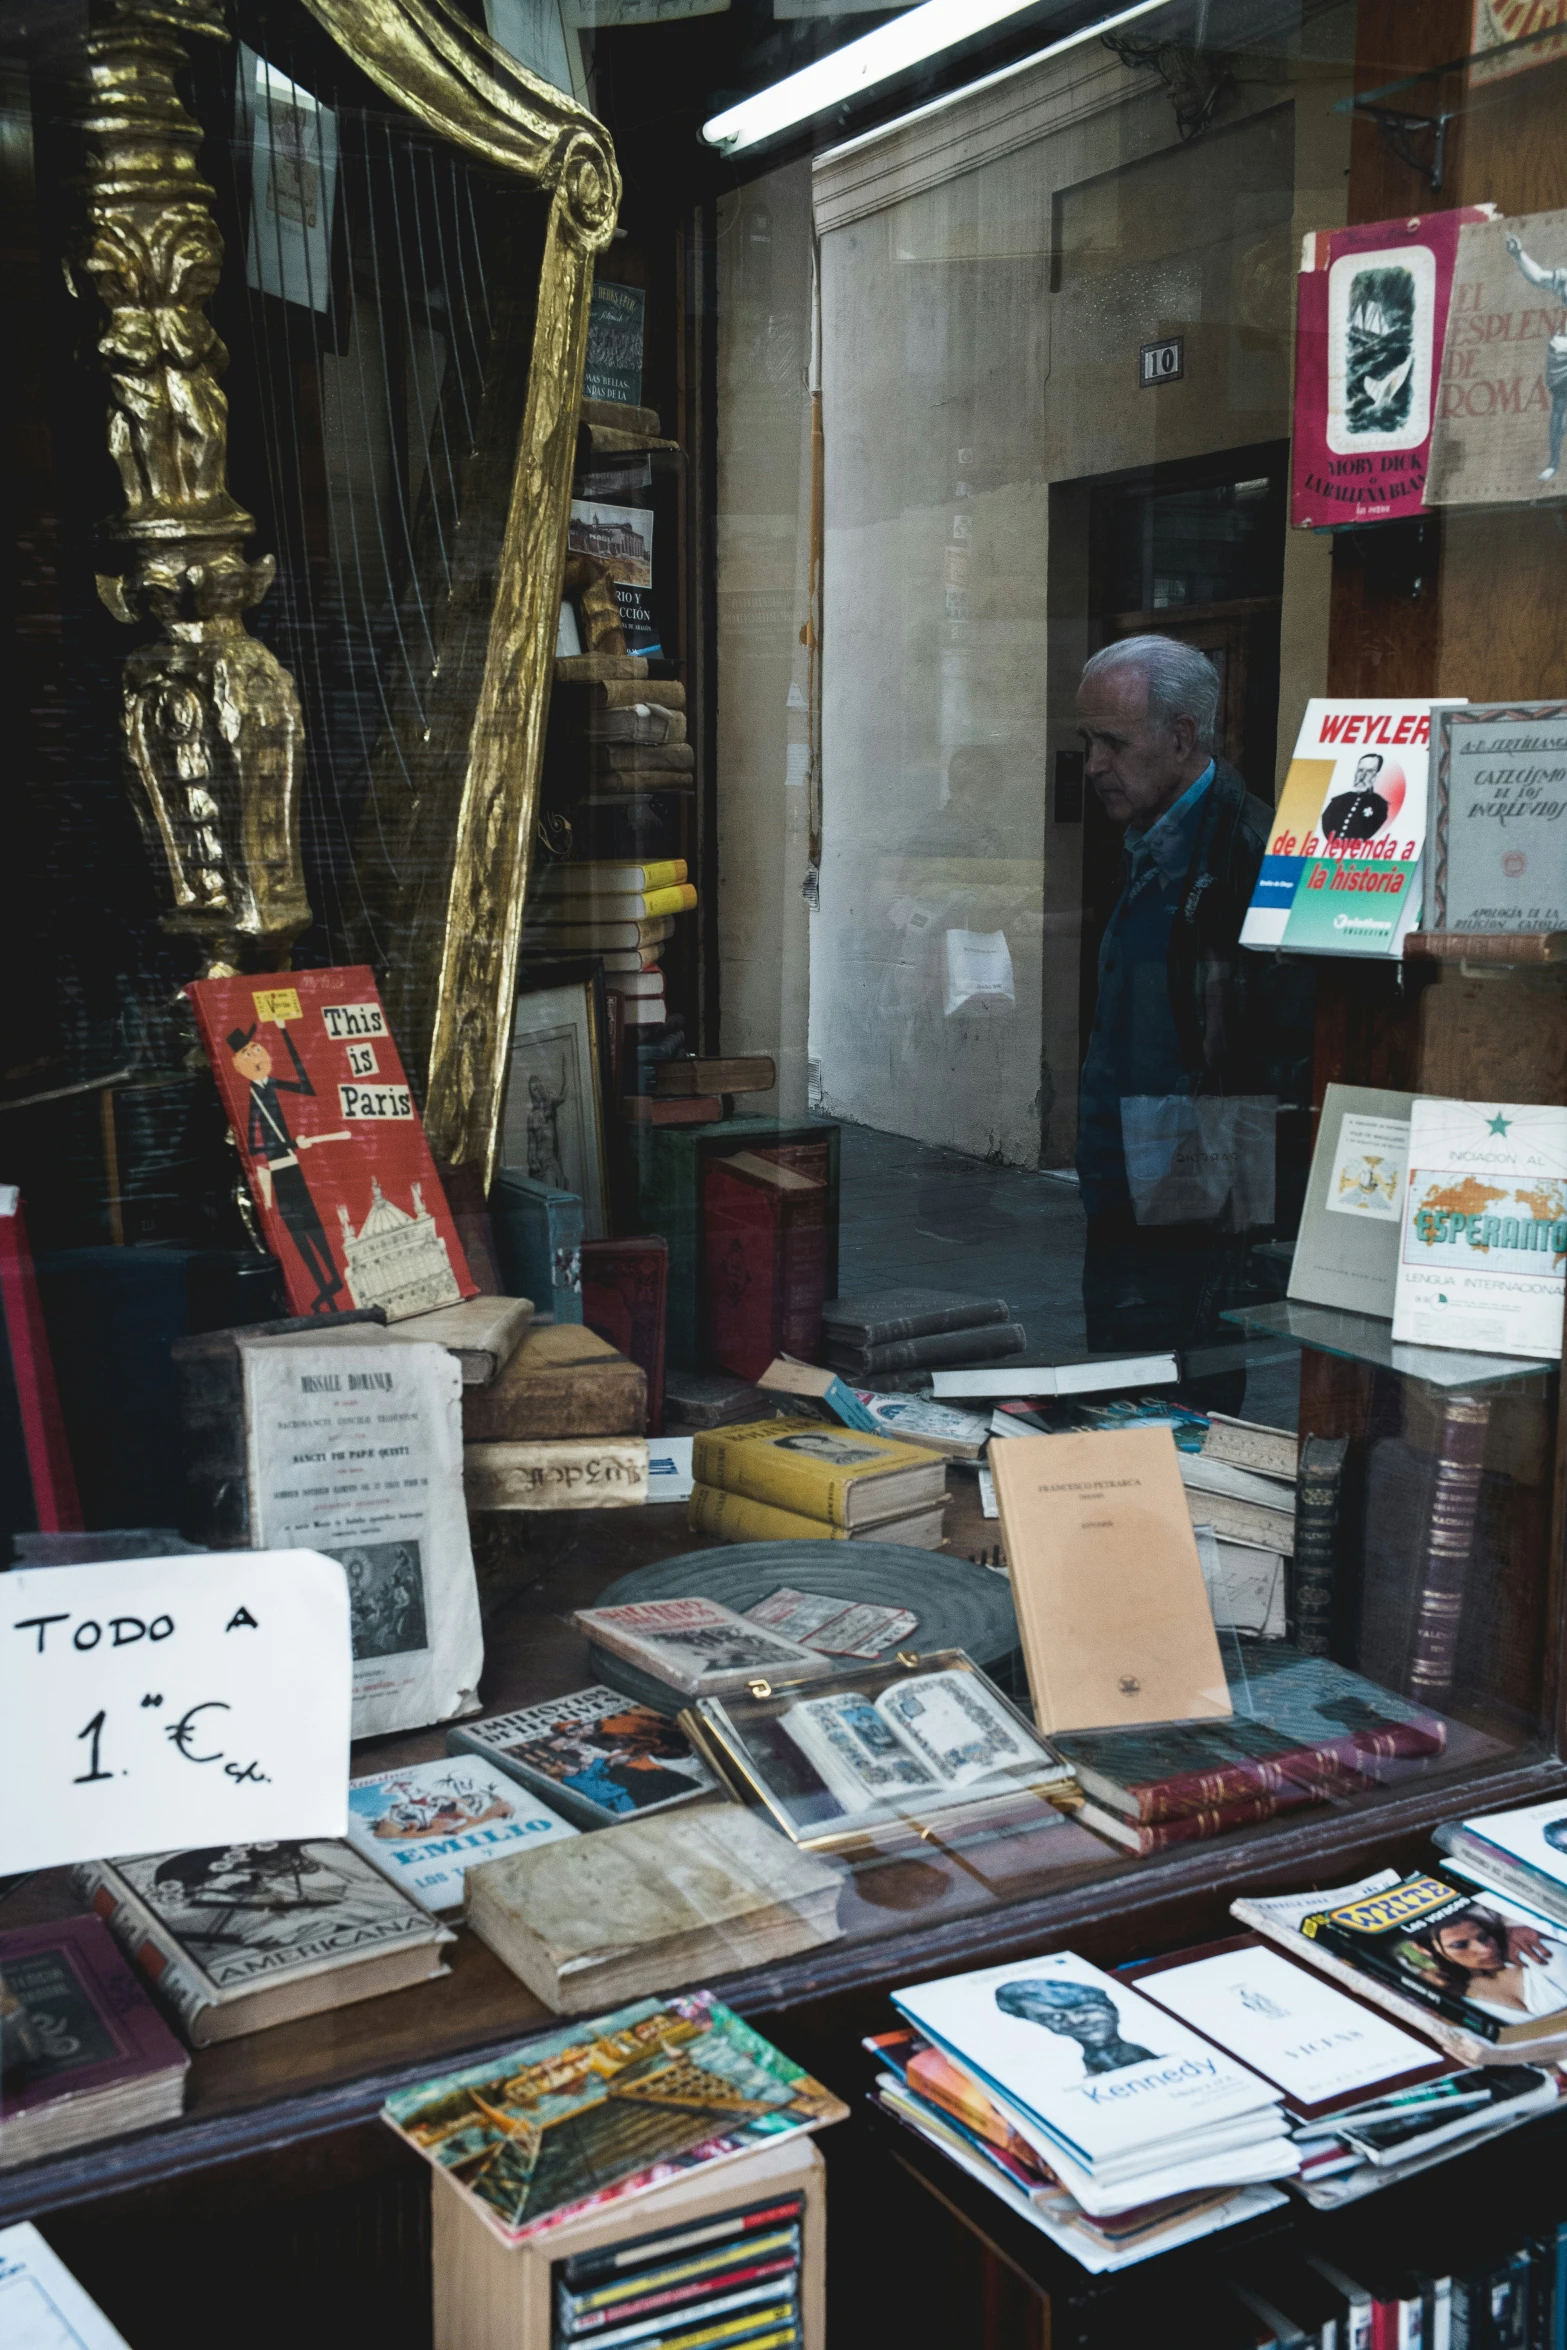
[552,2190,805,2350]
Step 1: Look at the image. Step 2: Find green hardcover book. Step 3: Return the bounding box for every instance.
[490,1169,584,1325]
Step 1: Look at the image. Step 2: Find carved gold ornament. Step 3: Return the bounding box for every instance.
[74,0,310,977]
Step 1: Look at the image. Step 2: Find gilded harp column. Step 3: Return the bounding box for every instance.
[74,0,311,977]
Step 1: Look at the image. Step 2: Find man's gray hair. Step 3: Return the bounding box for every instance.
[1081,634,1221,753]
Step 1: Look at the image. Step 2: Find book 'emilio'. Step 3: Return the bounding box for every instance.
[1392,1097,1567,1359]
[187,966,476,1321]
[1240,700,1443,958]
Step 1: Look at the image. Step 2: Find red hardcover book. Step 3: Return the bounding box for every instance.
[0,1185,82,1529]
[1290,208,1490,529]
[623,1095,723,1125]
[703,1150,828,1383]
[582,1235,669,1434]
[185,967,476,1320]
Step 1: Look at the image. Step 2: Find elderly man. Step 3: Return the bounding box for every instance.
[1074,635,1274,1391]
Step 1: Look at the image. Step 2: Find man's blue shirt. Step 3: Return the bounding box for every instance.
[1076,761,1215,1216]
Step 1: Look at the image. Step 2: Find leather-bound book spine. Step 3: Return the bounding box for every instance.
[1290,1434,1348,1656]
[1406,1394,1491,1706]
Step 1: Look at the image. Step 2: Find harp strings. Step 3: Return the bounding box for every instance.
[223,34,498,964]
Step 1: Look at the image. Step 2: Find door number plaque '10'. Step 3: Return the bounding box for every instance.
[1140,336,1185,387]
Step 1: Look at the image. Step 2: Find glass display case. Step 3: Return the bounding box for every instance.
[6,0,1567,2337]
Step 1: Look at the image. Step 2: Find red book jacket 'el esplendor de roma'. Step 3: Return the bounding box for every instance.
[187,967,475,1321]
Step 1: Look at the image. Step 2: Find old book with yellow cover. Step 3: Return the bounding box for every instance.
[688,1482,946,1549]
[990,1426,1232,1735]
[691,1417,946,1530]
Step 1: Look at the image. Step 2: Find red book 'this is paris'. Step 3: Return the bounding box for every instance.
[186,966,476,1321]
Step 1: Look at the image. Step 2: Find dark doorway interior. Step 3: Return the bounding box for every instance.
[1075,442,1288,1070]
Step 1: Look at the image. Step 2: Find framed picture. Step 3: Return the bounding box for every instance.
[501,961,614,1239]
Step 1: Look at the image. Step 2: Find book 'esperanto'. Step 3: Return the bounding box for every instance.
[186,966,475,1322]
[1392,1095,1567,1358]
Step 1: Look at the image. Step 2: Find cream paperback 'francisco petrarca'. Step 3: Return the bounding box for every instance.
[1393,1097,1567,1359]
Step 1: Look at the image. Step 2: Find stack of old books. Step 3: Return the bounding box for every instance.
[822,1288,1026,1392]
[462,1322,651,1517]
[521,857,697,1083]
[870,1948,1296,2273]
[1051,1647,1448,1855]
[686,1414,948,1547]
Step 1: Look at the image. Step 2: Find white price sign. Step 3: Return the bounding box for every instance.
[0,1551,352,1874]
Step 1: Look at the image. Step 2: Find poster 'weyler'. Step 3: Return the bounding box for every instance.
[187,966,476,1320]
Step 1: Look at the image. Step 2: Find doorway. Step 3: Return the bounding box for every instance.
[1075,442,1288,1069]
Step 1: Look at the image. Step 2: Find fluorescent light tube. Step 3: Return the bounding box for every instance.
[701,0,1173,154]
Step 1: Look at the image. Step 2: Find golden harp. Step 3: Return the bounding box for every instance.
[73,0,619,1186]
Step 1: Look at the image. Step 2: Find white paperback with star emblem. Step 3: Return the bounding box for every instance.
[1393,1096,1567,1358]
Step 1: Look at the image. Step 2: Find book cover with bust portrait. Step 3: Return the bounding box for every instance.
[187,966,475,1322]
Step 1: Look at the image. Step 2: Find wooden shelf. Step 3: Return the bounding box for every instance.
[1405,932,1567,965]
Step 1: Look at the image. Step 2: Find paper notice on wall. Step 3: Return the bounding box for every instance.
[944,928,1015,1016]
[242,1335,483,1739]
[0,1551,351,1875]
[238,47,339,314]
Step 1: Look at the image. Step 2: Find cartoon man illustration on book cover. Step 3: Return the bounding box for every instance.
[229,1014,346,1312]
[186,966,475,1322]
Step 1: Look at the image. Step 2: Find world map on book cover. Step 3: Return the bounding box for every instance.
[382,1992,843,2240]
[186,967,475,1321]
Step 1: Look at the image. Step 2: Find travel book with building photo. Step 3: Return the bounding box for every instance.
[382,1992,845,2249]
[346,1757,578,1911]
[186,966,476,1321]
[448,1685,720,1828]
[1392,1096,1567,1357]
